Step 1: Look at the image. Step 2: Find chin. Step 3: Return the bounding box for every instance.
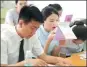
[28,35,33,38]
[25,36,30,39]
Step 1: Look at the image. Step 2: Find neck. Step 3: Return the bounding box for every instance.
[16,7,19,14]
[15,25,24,38]
[43,25,50,33]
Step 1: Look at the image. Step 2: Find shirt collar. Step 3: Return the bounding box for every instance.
[40,24,49,36]
[13,26,23,42]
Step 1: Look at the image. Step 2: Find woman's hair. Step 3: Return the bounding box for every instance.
[70,19,87,27]
[80,19,87,25]
[72,21,87,41]
[41,6,59,21]
[48,4,62,12]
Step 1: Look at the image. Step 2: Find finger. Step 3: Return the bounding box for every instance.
[50,30,56,34]
[39,60,48,66]
[56,62,65,66]
[64,59,72,65]
[38,63,47,66]
[54,27,58,32]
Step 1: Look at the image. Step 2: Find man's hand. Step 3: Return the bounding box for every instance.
[27,59,48,66]
[56,57,73,66]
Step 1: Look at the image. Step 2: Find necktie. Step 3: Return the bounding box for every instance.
[18,39,24,62]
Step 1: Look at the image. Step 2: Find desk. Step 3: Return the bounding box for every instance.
[67,51,86,66]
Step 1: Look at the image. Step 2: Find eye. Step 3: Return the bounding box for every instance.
[56,20,59,22]
[31,26,37,30]
[50,21,54,22]
[20,3,22,6]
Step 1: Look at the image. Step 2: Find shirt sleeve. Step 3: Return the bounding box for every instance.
[1,38,8,64]
[5,10,14,25]
[32,34,44,57]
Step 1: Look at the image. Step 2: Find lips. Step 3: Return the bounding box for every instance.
[52,27,56,29]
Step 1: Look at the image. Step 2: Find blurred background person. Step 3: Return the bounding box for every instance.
[55,21,87,57]
[5,0,27,26]
[48,3,63,18]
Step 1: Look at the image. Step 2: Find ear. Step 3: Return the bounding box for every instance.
[44,20,46,25]
[19,20,24,28]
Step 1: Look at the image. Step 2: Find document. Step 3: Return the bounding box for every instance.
[79,51,86,60]
[54,23,77,40]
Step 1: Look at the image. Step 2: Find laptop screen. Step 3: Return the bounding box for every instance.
[64,14,73,22]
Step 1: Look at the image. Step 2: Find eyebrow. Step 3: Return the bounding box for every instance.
[50,19,58,20]
[32,26,39,29]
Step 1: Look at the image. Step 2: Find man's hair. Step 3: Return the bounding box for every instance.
[18,5,43,23]
[48,4,62,12]
[72,21,87,41]
[41,6,59,21]
[15,0,18,4]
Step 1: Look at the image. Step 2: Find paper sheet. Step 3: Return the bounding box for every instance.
[79,51,86,60]
[54,23,77,40]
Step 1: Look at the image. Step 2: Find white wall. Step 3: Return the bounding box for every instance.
[1,1,15,8]
[28,1,86,22]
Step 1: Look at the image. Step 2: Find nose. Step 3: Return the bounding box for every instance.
[53,22,57,27]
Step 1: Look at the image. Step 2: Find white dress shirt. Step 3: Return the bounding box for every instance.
[5,8,19,25]
[1,24,44,64]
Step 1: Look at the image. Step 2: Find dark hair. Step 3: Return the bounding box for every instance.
[80,19,87,25]
[18,5,43,23]
[15,0,27,4]
[69,19,87,27]
[48,4,62,12]
[72,21,87,41]
[15,0,18,4]
[41,6,59,21]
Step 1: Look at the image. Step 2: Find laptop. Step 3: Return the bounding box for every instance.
[64,14,73,22]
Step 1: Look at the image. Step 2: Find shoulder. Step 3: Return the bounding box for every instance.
[30,34,39,41]
[1,24,14,31]
[6,8,16,15]
[1,24,15,39]
[36,25,44,37]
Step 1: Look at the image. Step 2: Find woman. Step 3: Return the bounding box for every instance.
[48,3,63,18]
[58,20,87,57]
[36,6,60,55]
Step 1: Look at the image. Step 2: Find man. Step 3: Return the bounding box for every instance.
[1,5,72,66]
[5,0,27,26]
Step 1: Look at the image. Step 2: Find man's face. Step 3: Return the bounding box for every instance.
[20,20,40,38]
[16,0,27,13]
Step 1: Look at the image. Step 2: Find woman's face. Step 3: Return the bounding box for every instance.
[44,13,59,32]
